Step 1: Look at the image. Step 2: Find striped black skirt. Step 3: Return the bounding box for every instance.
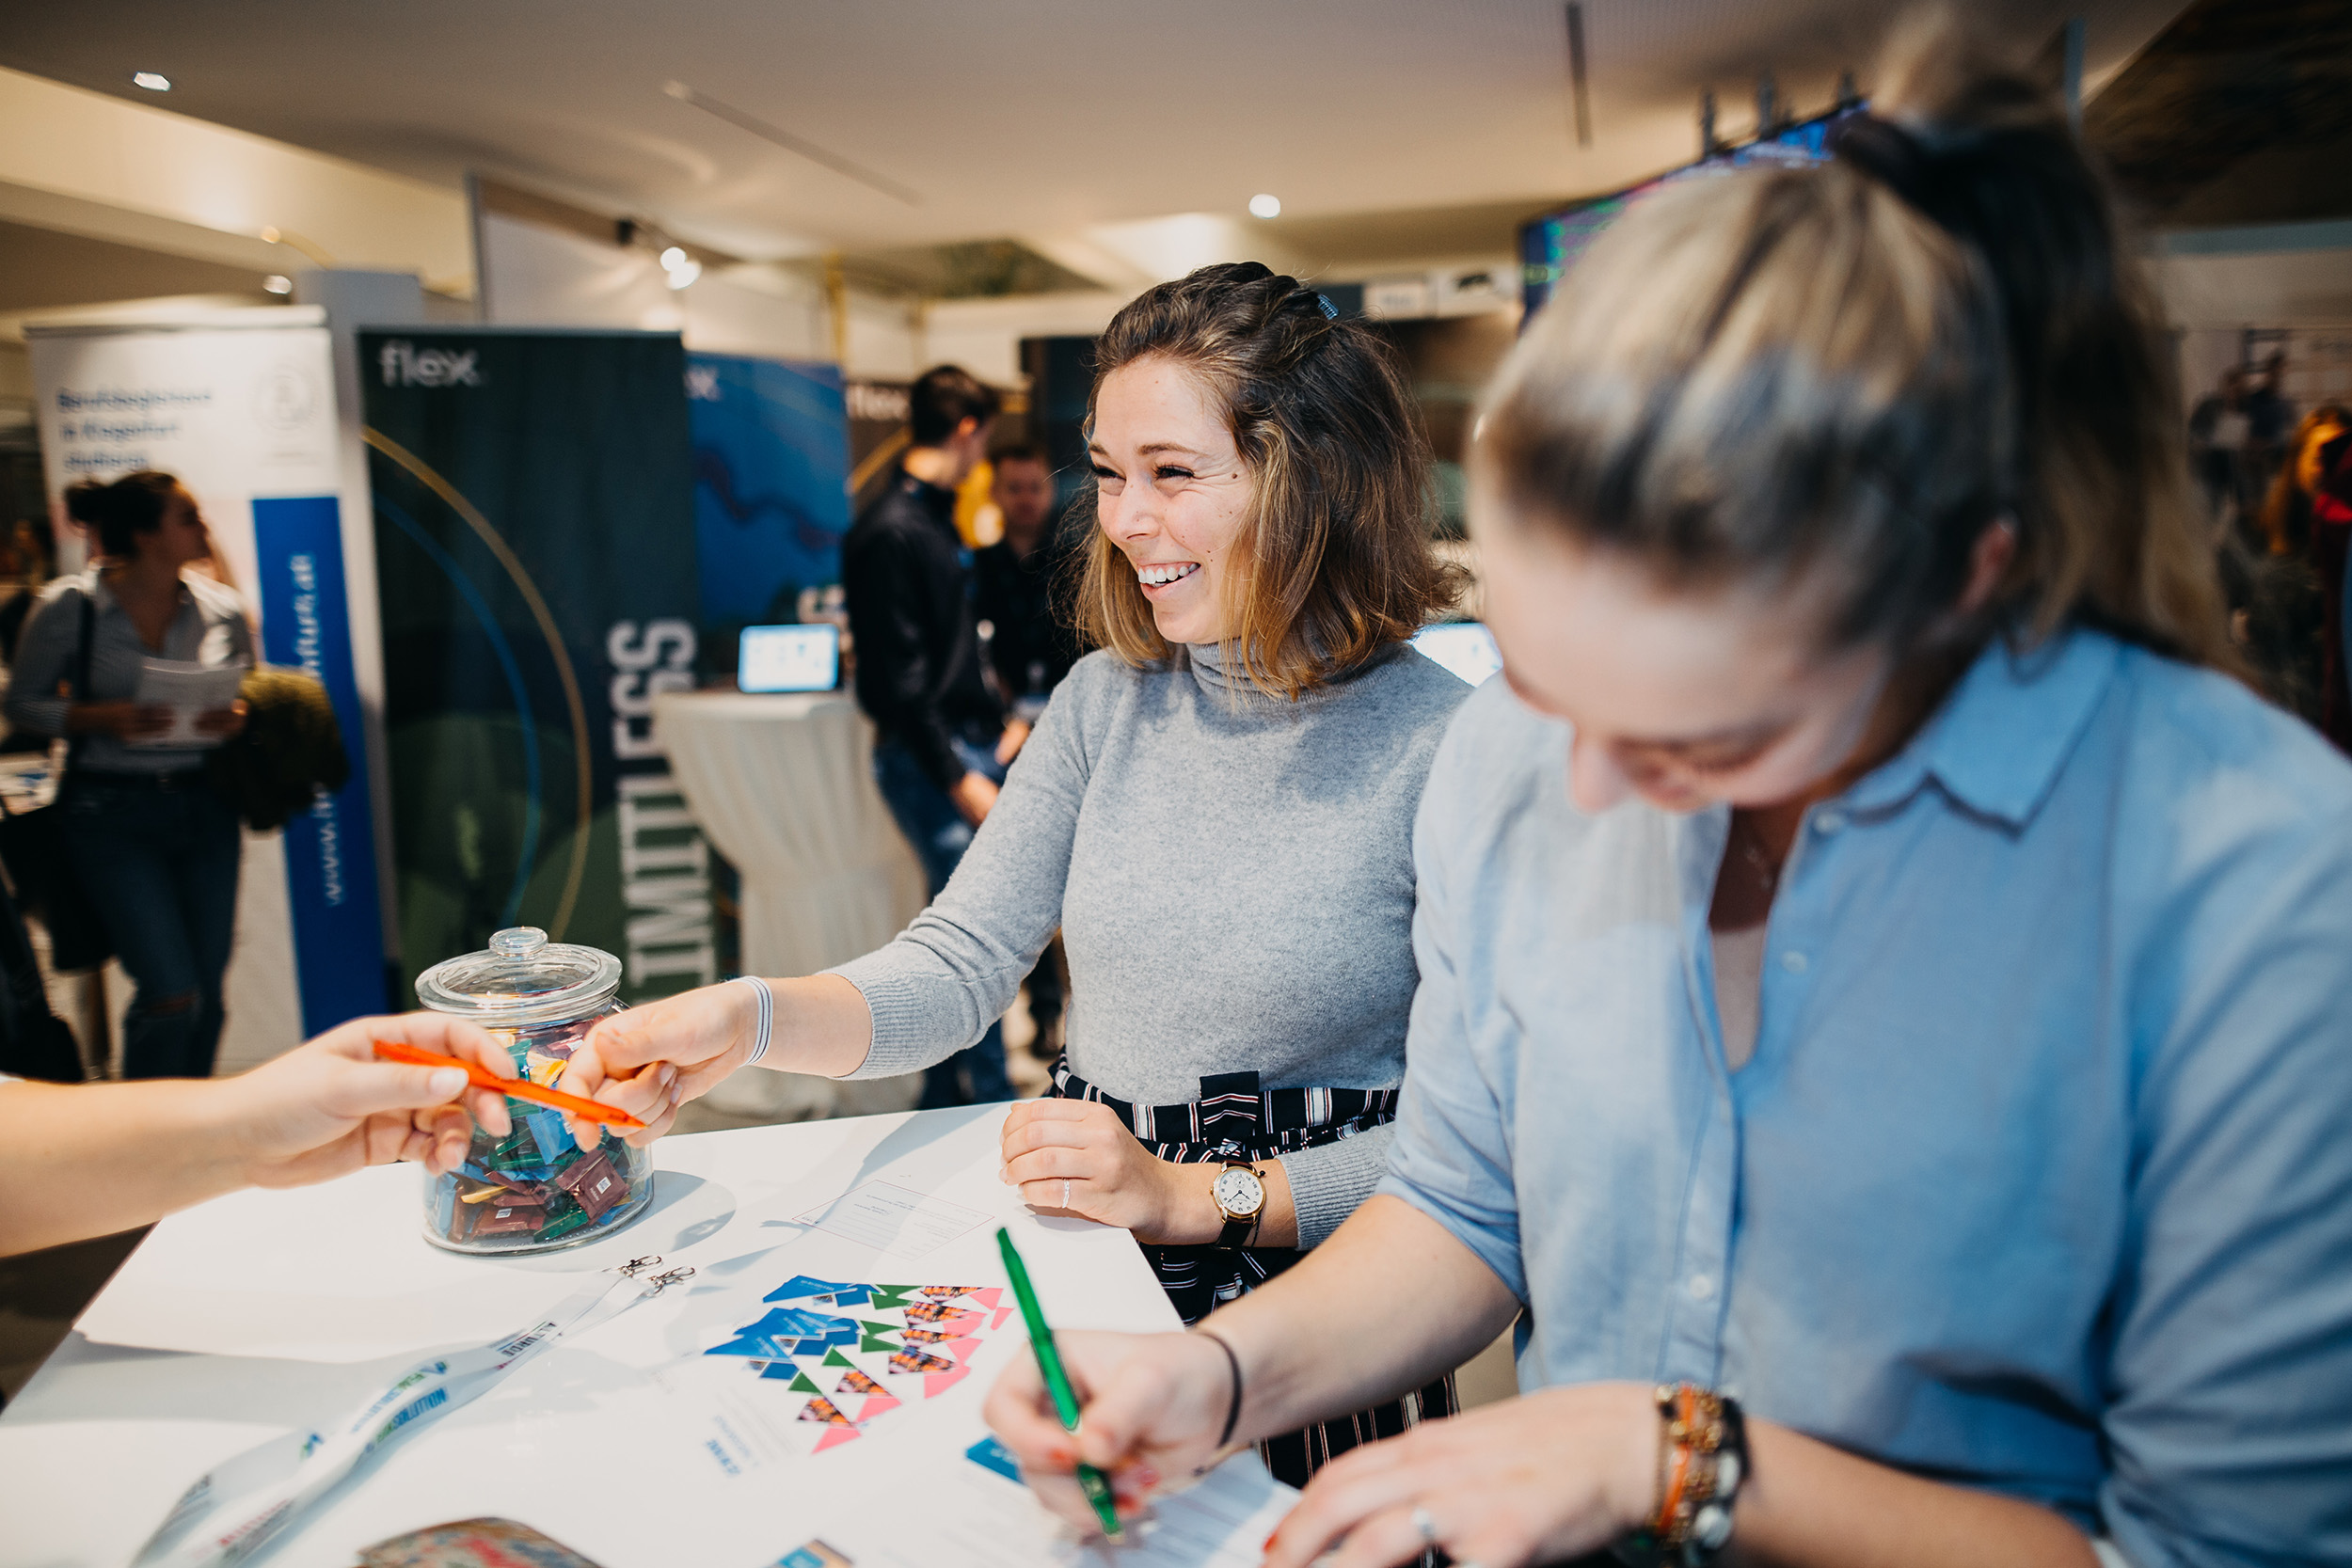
[1049,1058,1458,1489]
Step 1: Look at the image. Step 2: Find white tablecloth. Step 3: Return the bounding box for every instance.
[0,1107,1254,1568]
[654,690,930,1120]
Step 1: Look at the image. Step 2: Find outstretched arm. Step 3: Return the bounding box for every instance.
[0,1012,516,1256]
[564,664,1104,1140]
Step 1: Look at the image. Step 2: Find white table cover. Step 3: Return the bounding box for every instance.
[654,690,930,1121]
[0,1107,1252,1568]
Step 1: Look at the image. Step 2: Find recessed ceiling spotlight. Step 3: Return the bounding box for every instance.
[262,275,293,295]
[659,245,688,270]
[1248,193,1281,219]
[132,71,171,91]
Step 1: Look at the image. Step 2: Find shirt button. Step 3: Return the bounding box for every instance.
[1814,809,1847,835]
[1781,950,1808,974]
[1686,1273,1717,1302]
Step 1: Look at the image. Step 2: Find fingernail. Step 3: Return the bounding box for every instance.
[1135,1466,1159,1488]
[660,1064,677,1086]
[426,1068,466,1097]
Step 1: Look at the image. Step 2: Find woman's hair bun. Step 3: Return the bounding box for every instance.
[63,477,111,528]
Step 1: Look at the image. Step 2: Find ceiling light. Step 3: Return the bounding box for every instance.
[659,245,688,270]
[262,275,293,295]
[132,71,171,91]
[664,260,702,291]
[1248,194,1281,219]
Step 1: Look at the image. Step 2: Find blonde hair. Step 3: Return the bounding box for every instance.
[1477,15,2231,669]
[1070,262,1460,699]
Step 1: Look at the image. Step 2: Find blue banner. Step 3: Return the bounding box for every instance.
[253,495,389,1034]
[686,353,851,647]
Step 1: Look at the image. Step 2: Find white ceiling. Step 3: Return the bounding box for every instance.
[1,0,2192,269]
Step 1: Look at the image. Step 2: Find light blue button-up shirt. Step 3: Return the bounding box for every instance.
[1381,629,2352,1566]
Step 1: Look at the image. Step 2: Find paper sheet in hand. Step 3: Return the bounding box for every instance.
[131,659,245,748]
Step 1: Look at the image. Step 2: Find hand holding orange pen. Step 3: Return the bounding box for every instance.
[373,1039,650,1132]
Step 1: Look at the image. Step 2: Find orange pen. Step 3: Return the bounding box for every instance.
[373,1038,650,1132]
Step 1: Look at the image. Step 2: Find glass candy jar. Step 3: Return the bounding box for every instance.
[413,927,654,1255]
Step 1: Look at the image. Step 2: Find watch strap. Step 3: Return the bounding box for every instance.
[1213,1158,1262,1249]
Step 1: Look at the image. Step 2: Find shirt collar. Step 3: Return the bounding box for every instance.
[1846,627,2122,829]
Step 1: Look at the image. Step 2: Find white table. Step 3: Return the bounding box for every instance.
[654,690,930,1123]
[0,1107,1284,1568]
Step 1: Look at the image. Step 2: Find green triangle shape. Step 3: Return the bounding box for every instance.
[789,1372,822,1394]
[822,1348,855,1368]
[861,1335,899,1354]
[860,1320,900,1337]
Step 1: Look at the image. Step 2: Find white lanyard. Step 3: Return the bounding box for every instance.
[133,1255,692,1568]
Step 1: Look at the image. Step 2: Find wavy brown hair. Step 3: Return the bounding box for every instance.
[1476,15,2231,671]
[1070,261,1460,698]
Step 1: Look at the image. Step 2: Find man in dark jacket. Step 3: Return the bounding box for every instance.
[841,364,1019,1106]
[971,443,1079,1063]
[974,444,1081,718]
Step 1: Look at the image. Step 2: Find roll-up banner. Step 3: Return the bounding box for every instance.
[362,329,716,1005]
[684,352,851,662]
[27,309,389,1053]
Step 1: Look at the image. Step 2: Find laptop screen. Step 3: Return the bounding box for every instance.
[738,625,841,693]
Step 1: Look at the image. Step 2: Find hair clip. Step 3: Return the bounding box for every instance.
[641,1266,697,1296]
[616,1255,664,1277]
[1316,293,1338,320]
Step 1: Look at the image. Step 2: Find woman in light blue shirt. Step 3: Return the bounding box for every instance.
[987,27,2352,1568]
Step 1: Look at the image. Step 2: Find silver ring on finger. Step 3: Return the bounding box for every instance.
[1060,1178,1071,1210]
[1411,1506,1438,1546]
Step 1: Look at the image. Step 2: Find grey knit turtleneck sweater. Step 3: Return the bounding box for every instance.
[831,640,1470,1247]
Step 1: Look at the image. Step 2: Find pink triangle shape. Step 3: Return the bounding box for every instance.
[970,1287,1002,1308]
[948,1337,982,1362]
[937,1310,983,1335]
[923,1367,971,1399]
[991,1307,1014,1331]
[857,1393,902,1420]
[815,1424,862,1451]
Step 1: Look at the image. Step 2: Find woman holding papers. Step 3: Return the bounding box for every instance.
[8,472,250,1079]
[566,261,1472,1483]
[986,27,2352,1568]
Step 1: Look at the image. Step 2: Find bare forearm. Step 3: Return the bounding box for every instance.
[1730,1422,2099,1568]
[762,974,875,1079]
[1202,1195,1518,1439]
[0,1081,250,1253]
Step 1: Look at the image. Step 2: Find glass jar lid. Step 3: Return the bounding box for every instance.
[413,927,623,1029]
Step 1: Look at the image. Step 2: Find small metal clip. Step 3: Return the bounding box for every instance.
[616,1255,664,1277]
[641,1266,697,1296]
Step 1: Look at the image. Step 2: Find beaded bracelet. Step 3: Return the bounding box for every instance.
[729,974,773,1067]
[1613,1384,1747,1567]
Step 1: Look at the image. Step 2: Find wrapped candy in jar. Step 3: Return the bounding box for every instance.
[412,927,654,1254]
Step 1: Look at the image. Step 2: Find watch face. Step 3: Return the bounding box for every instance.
[1212,1166,1265,1218]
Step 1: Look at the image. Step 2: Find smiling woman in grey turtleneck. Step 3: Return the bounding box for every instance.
[567,261,1469,1484]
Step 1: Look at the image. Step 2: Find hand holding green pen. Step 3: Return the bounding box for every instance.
[996,1227,1127,1542]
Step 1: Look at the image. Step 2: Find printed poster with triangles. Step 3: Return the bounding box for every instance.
[661,1274,1015,1469]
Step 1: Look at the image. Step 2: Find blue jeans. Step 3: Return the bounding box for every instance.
[64,773,243,1080]
[872,736,1012,1107]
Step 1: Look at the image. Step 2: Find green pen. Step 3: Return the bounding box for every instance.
[996,1226,1124,1541]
